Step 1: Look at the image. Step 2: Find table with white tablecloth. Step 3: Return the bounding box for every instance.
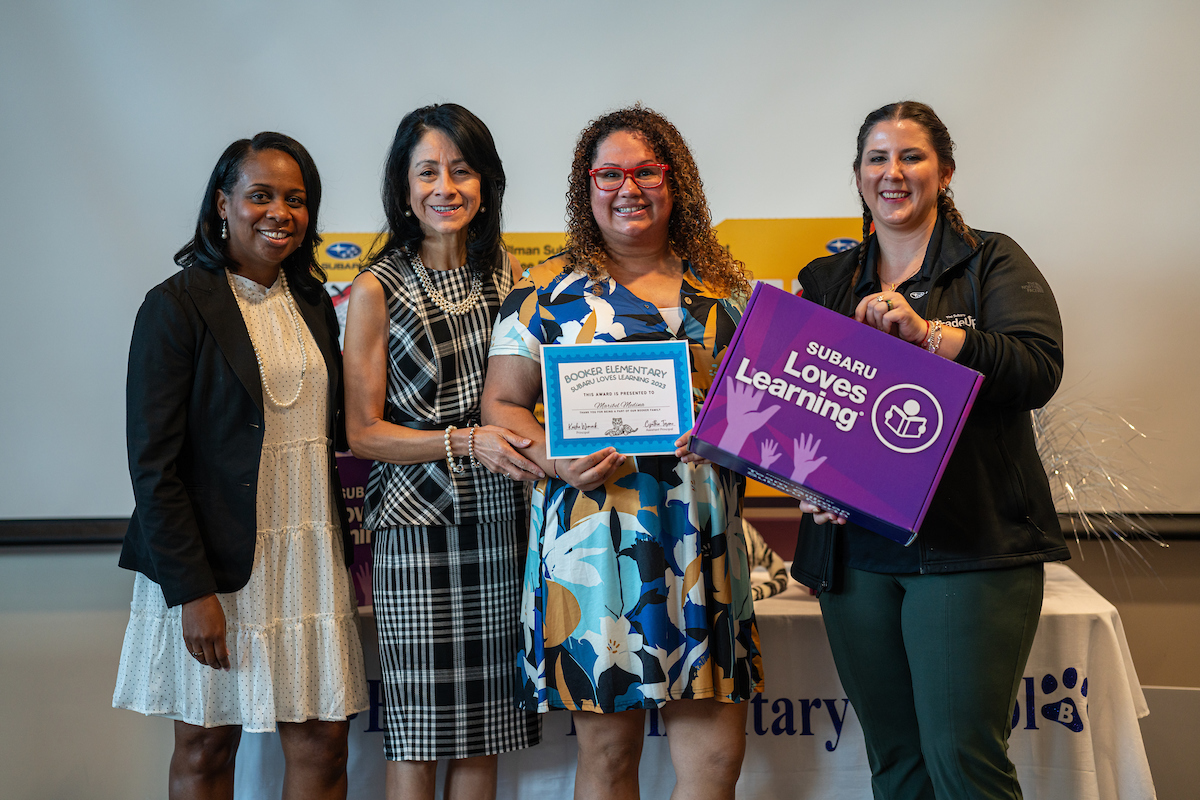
[234,563,1155,799]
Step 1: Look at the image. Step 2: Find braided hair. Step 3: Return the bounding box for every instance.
[851,102,979,284]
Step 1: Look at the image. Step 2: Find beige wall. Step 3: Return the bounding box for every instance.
[0,548,172,798]
[1066,538,1200,688]
[748,508,1200,688]
[3,540,1196,796]
[3,0,1200,519]
[6,541,1198,776]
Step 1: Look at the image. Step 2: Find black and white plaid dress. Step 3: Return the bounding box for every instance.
[364,250,540,761]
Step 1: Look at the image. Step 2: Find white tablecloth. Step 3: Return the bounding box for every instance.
[234,563,1155,799]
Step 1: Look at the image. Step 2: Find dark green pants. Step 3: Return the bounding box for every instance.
[819,564,1044,800]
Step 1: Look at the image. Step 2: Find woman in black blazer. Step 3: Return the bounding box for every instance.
[113,132,368,800]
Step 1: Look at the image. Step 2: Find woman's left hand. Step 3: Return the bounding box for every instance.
[799,499,848,526]
[854,290,928,345]
[470,425,546,481]
[674,431,712,465]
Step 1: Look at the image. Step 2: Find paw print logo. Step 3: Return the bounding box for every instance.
[1040,668,1087,732]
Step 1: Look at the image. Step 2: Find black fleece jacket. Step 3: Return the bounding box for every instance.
[791,217,1070,593]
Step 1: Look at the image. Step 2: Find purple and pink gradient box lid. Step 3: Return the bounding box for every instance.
[692,283,983,544]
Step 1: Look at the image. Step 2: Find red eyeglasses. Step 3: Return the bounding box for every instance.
[588,163,670,191]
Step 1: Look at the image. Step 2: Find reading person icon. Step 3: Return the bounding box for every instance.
[885,397,928,439]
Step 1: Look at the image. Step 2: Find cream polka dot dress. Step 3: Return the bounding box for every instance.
[112,272,369,732]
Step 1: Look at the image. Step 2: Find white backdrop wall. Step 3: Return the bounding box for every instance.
[2,0,1197,517]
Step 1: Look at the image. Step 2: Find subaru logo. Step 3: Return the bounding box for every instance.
[826,238,859,254]
[326,242,362,260]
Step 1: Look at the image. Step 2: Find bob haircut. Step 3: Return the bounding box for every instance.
[376,103,507,276]
[175,132,326,302]
[563,104,749,297]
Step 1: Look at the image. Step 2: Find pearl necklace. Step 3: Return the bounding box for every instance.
[245,271,308,408]
[410,251,483,315]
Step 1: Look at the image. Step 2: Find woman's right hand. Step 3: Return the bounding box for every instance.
[556,447,626,492]
[470,425,546,481]
[181,594,231,670]
[854,290,926,343]
[799,500,848,526]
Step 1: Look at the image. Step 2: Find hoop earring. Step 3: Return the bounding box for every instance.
[221,219,228,240]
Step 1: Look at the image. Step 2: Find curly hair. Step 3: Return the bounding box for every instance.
[563,105,750,297]
[852,101,979,279]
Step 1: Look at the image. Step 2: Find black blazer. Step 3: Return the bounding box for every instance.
[119,265,351,608]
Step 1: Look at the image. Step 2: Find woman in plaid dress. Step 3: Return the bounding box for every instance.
[342,104,542,800]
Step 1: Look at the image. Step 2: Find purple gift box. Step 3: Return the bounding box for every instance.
[692,283,983,544]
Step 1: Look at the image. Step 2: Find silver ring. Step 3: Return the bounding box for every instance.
[190,651,203,657]
[876,295,887,304]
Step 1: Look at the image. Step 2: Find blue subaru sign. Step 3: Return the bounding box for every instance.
[825,238,859,254]
[326,242,362,260]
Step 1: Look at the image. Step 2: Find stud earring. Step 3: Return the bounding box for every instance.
[404,209,412,218]
[221,219,228,240]
[480,206,486,213]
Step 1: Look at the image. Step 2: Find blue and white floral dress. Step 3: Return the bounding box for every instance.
[489,261,764,713]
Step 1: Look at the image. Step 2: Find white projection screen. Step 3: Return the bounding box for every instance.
[1,0,1197,521]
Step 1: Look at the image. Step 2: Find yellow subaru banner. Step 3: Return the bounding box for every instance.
[321,219,861,496]
[711,217,862,293]
[505,233,568,276]
[504,218,860,292]
[317,233,384,282]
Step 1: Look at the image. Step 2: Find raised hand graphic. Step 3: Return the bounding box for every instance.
[790,433,827,484]
[759,439,783,471]
[717,377,781,456]
[351,560,373,608]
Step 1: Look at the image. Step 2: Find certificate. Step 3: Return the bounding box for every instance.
[541,340,694,458]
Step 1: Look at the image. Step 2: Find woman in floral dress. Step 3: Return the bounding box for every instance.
[482,105,763,800]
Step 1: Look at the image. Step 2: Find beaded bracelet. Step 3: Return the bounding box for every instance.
[444,425,465,474]
[467,425,480,470]
[925,320,943,354]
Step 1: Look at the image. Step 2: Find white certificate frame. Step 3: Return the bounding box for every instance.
[540,340,694,459]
